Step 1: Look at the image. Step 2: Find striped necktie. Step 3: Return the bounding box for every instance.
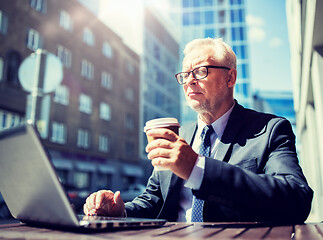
[191,125,214,222]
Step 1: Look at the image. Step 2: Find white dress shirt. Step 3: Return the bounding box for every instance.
[177,103,235,222]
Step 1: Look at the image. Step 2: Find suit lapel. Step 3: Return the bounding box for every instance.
[180,122,198,146]
[215,102,246,162]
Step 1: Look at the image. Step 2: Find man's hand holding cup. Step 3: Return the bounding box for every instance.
[144,118,198,180]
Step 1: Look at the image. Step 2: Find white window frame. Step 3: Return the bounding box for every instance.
[83,27,95,46]
[102,42,113,58]
[126,61,135,75]
[125,87,134,102]
[100,103,111,121]
[30,0,47,13]
[54,84,69,105]
[73,171,90,189]
[51,121,66,144]
[101,71,113,89]
[81,59,94,80]
[125,114,134,130]
[0,10,9,35]
[27,28,41,50]
[59,10,73,32]
[0,57,3,81]
[0,110,23,131]
[77,128,90,149]
[98,135,109,153]
[79,93,92,114]
[57,45,71,68]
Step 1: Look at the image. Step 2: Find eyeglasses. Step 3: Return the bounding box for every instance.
[175,65,231,85]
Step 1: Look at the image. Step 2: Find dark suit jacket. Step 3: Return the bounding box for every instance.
[125,102,313,223]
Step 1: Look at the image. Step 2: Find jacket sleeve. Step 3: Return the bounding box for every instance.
[124,170,164,219]
[195,118,313,223]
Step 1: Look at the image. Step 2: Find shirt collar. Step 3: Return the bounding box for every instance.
[197,102,235,139]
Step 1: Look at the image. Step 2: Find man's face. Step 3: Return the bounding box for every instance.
[182,48,235,115]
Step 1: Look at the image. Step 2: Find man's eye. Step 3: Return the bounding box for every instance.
[196,70,206,75]
[183,73,189,78]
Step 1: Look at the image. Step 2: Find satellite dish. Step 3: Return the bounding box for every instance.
[18,49,63,94]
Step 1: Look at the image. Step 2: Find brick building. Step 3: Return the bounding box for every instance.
[0,0,142,197]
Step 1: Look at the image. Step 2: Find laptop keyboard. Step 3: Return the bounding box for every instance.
[78,215,126,221]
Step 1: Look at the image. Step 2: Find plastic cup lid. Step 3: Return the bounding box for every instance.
[144,117,180,132]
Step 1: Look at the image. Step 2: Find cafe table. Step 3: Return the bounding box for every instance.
[0,221,322,239]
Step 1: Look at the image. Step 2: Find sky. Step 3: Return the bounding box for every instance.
[246,0,293,92]
[93,0,294,93]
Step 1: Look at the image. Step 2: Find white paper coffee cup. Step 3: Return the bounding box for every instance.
[144,117,180,171]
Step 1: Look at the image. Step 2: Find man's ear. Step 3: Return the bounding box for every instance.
[227,68,237,87]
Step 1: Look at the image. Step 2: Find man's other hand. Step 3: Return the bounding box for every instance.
[83,190,125,217]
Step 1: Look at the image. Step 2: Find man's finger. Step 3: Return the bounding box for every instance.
[114,191,123,205]
[146,128,177,141]
[146,139,173,153]
[86,193,96,209]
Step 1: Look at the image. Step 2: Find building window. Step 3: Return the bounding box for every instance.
[97,173,112,190]
[100,103,111,121]
[79,93,92,114]
[241,63,248,78]
[204,0,213,7]
[83,27,95,46]
[125,87,134,102]
[0,57,3,81]
[99,135,109,153]
[77,128,90,149]
[125,141,135,158]
[126,61,135,75]
[101,71,113,89]
[183,12,190,25]
[0,110,23,131]
[51,121,66,144]
[30,0,47,13]
[27,28,42,50]
[81,59,94,80]
[73,171,90,189]
[153,44,160,61]
[231,27,245,41]
[102,42,113,58]
[219,10,225,23]
[1,112,7,130]
[205,28,215,38]
[230,0,243,5]
[242,83,249,97]
[0,10,8,35]
[125,114,135,130]
[6,50,21,85]
[59,10,73,32]
[205,11,214,24]
[193,11,200,25]
[233,45,246,60]
[57,45,71,68]
[219,28,226,39]
[230,9,244,23]
[182,0,190,8]
[54,85,69,105]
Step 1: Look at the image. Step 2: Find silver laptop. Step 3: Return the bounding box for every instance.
[0,122,166,230]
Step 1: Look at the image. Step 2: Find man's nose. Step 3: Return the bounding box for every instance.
[185,73,197,85]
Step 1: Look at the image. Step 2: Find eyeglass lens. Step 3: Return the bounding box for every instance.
[178,66,208,83]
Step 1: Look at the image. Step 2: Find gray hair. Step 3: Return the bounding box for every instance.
[183,38,237,69]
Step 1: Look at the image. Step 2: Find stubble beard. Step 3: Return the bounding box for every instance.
[188,99,211,115]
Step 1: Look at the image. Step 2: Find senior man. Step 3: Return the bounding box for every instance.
[84,38,313,224]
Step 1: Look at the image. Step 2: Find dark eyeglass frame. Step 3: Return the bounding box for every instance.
[175,65,231,85]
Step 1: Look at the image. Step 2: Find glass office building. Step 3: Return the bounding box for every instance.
[169,0,252,124]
